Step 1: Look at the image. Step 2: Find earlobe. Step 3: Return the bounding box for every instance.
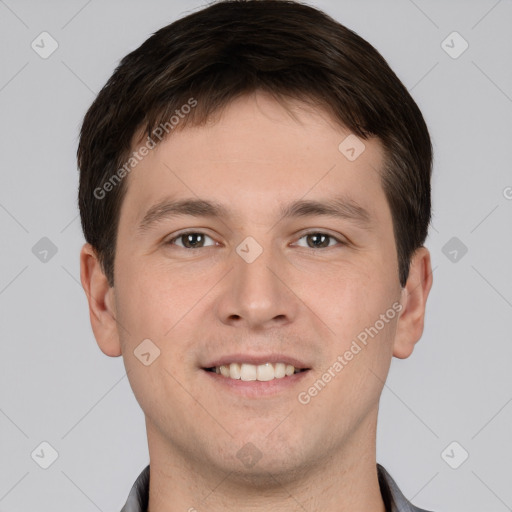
[392,247,433,359]
[80,243,122,357]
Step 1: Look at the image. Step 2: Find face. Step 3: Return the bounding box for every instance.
[99,91,409,481]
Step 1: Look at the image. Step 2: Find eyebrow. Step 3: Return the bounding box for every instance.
[137,195,372,234]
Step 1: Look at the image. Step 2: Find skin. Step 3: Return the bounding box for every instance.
[80,90,432,512]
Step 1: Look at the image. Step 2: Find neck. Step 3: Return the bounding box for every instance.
[145,415,385,512]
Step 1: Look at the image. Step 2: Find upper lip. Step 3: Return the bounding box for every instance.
[203,353,311,370]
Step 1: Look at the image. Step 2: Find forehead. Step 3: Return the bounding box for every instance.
[120,91,389,227]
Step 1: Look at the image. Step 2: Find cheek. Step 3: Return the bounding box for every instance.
[113,266,200,417]
[310,259,391,329]
[114,258,196,341]
[305,254,399,384]
[113,258,210,395]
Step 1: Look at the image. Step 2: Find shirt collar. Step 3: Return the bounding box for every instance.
[120,463,431,512]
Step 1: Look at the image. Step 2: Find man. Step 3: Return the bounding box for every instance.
[78,1,434,510]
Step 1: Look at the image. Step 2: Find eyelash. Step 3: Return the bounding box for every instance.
[165,231,346,250]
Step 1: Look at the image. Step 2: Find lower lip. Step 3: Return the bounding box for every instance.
[202,369,310,398]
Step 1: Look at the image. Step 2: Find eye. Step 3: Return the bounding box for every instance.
[167,231,216,249]
[294,232,345,249]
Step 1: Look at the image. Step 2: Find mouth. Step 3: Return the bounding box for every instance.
[203,362,309,381]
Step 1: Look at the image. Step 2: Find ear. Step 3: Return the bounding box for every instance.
[393,246,433,359]
[80,243,122,357]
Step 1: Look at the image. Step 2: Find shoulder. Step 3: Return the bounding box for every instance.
[377,464,436,512]
[119,465,150,512]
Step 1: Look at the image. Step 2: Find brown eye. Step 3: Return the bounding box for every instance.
[168,232,215,249]
[295,232,344,249]
[307,233,329,248]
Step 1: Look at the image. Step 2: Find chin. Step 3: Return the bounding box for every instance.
[206,434,315,486]
[223,455,311,490]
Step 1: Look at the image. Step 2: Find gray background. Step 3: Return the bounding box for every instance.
[0,0,511,510]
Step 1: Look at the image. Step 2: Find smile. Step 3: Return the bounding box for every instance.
[205,362,308,381]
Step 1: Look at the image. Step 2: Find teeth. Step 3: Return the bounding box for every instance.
[274,362,286,379]
[256,363,274,381]
[229,363,241,379]
[240,363,257,381]
[213,362,304,381]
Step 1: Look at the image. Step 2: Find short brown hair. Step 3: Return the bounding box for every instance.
[78,0,432,288]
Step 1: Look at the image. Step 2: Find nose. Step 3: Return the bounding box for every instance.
[214,239,299,330]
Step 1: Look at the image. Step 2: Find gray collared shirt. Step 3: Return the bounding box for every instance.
[120,464,433,512]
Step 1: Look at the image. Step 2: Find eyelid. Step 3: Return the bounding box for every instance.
[292,230,348,247]
[165,229,218,247]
